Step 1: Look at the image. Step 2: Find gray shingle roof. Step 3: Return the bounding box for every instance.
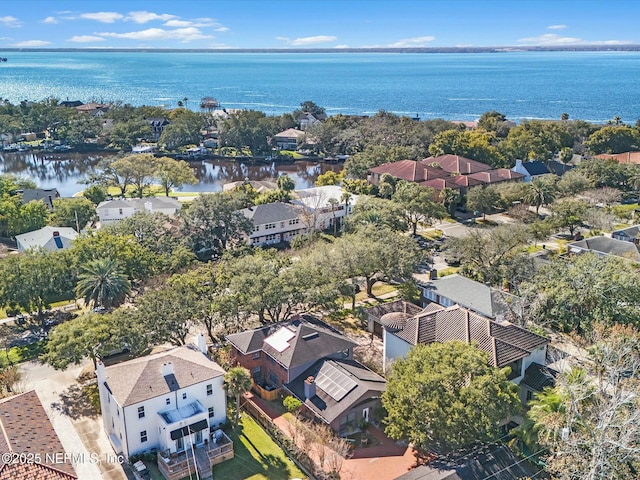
[15,226,77,251]
[102,345,225,407]
[226,316,357,370]
[521,362,558,392]
[240,202,303,225]
[420,274,523,319]
[284,358,386,424]
[97,197,181,210]
[396,443,545,480]
[520,160,550,176]
[569,236,640,261]
[389,305,548,367]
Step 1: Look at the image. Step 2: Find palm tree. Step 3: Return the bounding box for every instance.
[75,258,131,309]
[327,197,340,235]
[524,178,556,216]
[613,115,622,126]
[224,367,252,426]
[341,191,352,213]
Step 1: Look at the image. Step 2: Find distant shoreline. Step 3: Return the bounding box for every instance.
[1,45,640,54]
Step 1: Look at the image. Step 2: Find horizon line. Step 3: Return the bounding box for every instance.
[2,45,640,53]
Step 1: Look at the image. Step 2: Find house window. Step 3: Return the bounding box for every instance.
[265,223,276,229]
[140,431,147,443]
[526,390,533,401]
[254,225,260,232]
[252,352,261,359]
[207,384,213,396]
[208,407,215,418]
[269,371,279,386]
[288,218,299,225]
[166,398,171,405]
[182,392,187,400]
[118,208,123,215]
[280,222,285,228]
[138,406,145,418]
[265,234,277,242]
[252,366,261,379]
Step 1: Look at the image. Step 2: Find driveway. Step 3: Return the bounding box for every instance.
[20,360,130,480]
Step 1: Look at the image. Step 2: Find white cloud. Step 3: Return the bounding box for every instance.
[11,40,51,47]
[334,44,350,49]
[80,12,124,23]
[68,35,106,43]
[387,36,436,47]
[99,27,211,43]
[215,26,229,32]
[547,24,568,30]
[126,11,176,24]
[42,16,58,24]
[518,33,629,46]
[0,16,21,28]
[277,35,337,46]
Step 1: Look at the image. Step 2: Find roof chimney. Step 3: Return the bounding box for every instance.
[52,231,60,237]
[197,333,207,354]
[304,376,316,400]
[162,362,174,377]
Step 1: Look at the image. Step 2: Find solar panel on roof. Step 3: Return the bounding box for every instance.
[316,362,357,402]
[53,236,64,249]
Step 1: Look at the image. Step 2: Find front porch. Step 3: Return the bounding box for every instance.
[157,431,234,480]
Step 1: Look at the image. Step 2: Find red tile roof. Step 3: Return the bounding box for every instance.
[468,169,525,184]
[0,462,77,480]
[0,391,76,478]
[594,152,640,164]
[422,155,492,174]
[369,160,449,182]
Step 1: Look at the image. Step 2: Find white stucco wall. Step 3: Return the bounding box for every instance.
[383,329,412,374]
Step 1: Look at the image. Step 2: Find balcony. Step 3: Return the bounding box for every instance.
[157,432,234,480]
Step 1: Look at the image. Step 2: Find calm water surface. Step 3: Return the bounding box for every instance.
[1,51,639,123]
[0,152,341,197]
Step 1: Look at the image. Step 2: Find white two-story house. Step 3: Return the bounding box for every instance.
[292,185,358,232]
[96,336,231,478]
[240,202,307,247]
[96,197,181,225]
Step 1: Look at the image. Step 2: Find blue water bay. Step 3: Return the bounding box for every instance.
[0,51,639,123]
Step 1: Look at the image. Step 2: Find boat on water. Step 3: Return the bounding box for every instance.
[0,58,7,62]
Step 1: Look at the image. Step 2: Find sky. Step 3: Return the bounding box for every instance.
[0,0,638,50]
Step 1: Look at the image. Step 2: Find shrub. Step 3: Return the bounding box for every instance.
[283,395,302,413]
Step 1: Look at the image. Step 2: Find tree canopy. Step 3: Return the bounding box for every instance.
[382,341,521,452]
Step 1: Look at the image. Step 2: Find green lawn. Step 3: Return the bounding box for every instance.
[213,414,306,480]
[0,340,46,367]
[438,267,460,278]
